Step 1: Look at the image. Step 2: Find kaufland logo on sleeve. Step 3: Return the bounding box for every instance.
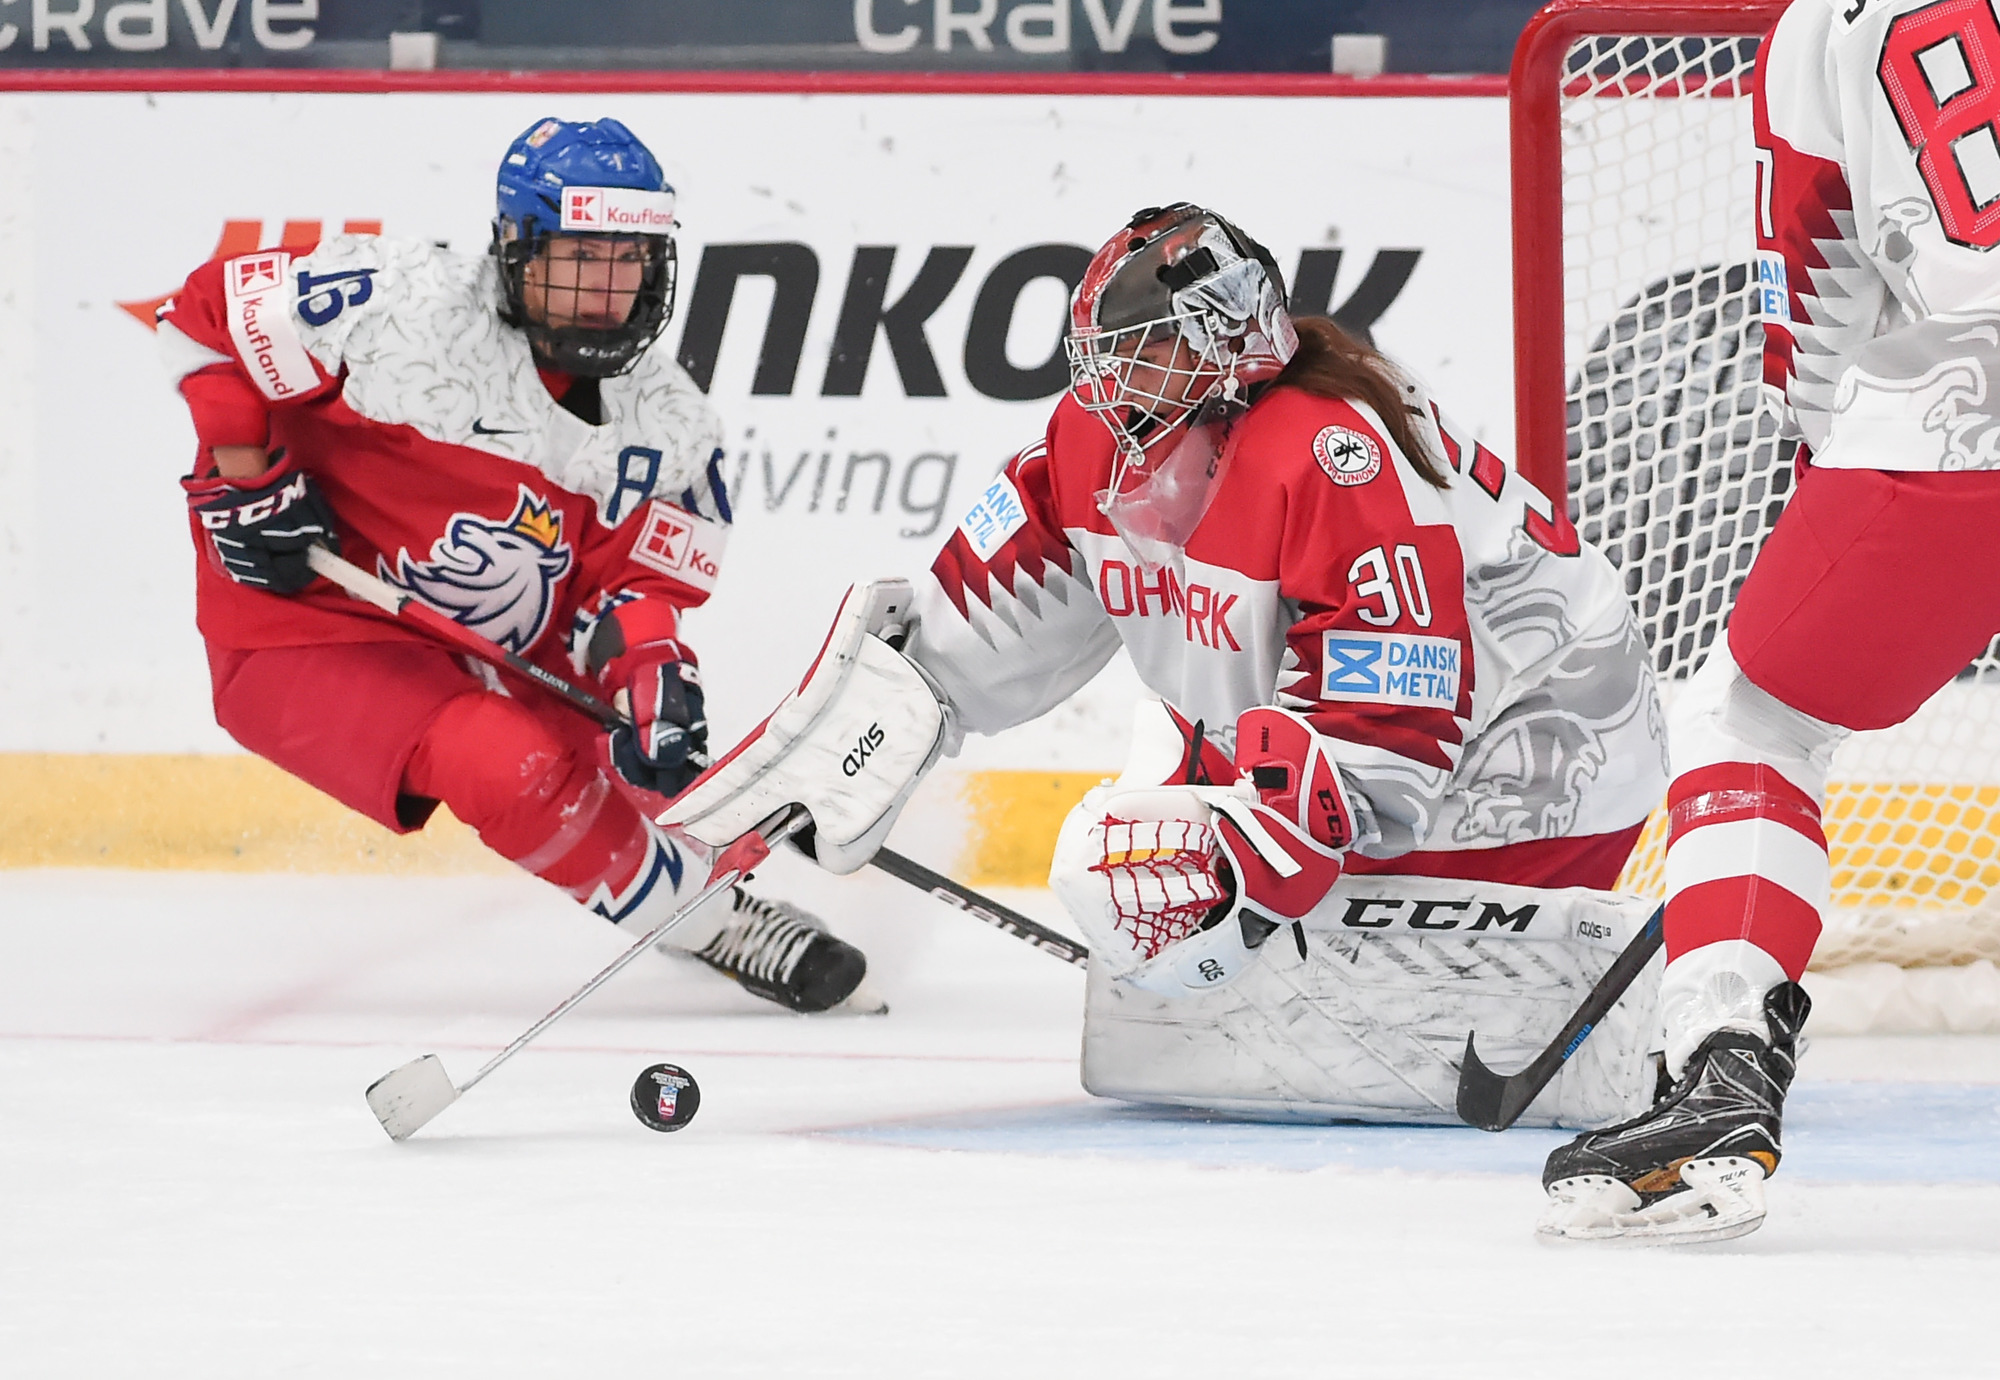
[222,251,321,402]
[1322,631,1462,710]
[231,254,285,294]
[560,187,677,234]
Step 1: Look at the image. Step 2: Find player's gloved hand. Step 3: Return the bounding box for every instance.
[1232,705,1362,853]
[590,609,709,797]
[1050,785,1231,981]
[181,449,340,594]
[1205,794,1346,926]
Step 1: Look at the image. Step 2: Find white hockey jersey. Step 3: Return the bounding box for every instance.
[1759,0,2000,468]
[908,379,1669,861]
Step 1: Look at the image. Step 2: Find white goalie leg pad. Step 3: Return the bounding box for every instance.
[1081,874,1664,1128]
[1537,1158,1769,1246]
[660,580,957,874]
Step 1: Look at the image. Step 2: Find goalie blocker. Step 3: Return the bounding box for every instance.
[662,580,958,872]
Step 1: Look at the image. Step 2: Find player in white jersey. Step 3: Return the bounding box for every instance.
[667,205,1672,1123]
[1539,0,2000,1243]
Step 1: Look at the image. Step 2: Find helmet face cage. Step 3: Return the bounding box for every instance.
[491,116,680,378]
[1064,311,1233,495]
[495,229,677,378]
[1067,206,1298,508]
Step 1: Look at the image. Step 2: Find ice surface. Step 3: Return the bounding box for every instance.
[4,859,1998,1377]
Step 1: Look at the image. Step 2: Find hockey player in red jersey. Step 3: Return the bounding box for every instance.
[1539,0,2000,1243]
[915,204,1667,931]
[159,116,868,1013]
[666,203,1672,1121]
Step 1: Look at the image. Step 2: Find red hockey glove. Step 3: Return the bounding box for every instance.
[589,607,708,798]
[182,450,340,594]
[1233,705,1362,852]
[1207,796,1346,925]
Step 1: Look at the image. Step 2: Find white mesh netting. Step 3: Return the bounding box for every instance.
[1553,29,2000,1001]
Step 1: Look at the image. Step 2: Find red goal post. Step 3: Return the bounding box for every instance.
[1510,0,1788,500]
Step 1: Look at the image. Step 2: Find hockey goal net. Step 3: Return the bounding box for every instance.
[1512,0,2000,1031]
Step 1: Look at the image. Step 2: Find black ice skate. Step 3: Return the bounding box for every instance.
[1537,981,1810,1245]
[689,888,870,1014]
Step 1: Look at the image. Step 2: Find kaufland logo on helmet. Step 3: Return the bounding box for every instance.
[560,186,676,234]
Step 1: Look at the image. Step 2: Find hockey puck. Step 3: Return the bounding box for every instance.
[630,1063,701,1133]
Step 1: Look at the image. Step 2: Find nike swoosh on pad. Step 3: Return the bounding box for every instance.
[470,418,521,436]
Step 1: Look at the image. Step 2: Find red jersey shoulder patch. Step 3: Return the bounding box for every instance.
[1312,424,1382,487]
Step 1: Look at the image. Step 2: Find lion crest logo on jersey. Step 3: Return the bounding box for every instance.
[1313,425,1382,486]
[381,486,575,652]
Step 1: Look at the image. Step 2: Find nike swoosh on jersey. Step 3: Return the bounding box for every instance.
[470,418,521,436]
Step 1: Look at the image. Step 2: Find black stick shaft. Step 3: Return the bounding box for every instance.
[868,847,1090,967]
[1454,904,1665,1132]
[312,548,1077,966]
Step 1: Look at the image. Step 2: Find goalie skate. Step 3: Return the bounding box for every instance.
[685,888,871,1014]
[1537,982,1809,1246]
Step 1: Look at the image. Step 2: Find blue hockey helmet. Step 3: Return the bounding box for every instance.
[492,117,680,377]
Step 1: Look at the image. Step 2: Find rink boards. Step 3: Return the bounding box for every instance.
[0,79,1512,875]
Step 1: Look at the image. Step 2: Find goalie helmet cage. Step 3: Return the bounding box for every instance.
[1510,0,2000,996]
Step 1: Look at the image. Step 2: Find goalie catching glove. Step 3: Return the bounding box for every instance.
[660,580,958,873]
[1052,703,1359,994]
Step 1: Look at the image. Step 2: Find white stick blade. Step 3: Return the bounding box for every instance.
[366,1054,459,1141]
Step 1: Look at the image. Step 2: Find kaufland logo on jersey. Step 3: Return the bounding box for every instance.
[560,187,677,234]
[630,499,725,595]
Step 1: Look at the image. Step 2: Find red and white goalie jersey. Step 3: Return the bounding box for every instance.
[909,376,1669,862]
[159,234,730,676]
[1759,0,2000,468]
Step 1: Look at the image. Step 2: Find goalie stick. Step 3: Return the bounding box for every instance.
[1453,903,1665,1132]
[303,546,1090,969]
[366,812,798,1140]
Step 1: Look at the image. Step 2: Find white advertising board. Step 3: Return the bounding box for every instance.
[0,87,1512,762]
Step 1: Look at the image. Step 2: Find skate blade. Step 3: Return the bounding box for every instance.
[1537,1157,1769,1246]
[831,980,890,1016]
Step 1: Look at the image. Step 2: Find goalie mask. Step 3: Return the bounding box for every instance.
[1065,204,1298,571]
[493,116,680,378]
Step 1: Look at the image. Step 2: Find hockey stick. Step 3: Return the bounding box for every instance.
[864,848,1087,967]
[303,546,1091,968]
[365,812,802,1140]
[1453,903,1665,1132]
[305,545,626,728]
